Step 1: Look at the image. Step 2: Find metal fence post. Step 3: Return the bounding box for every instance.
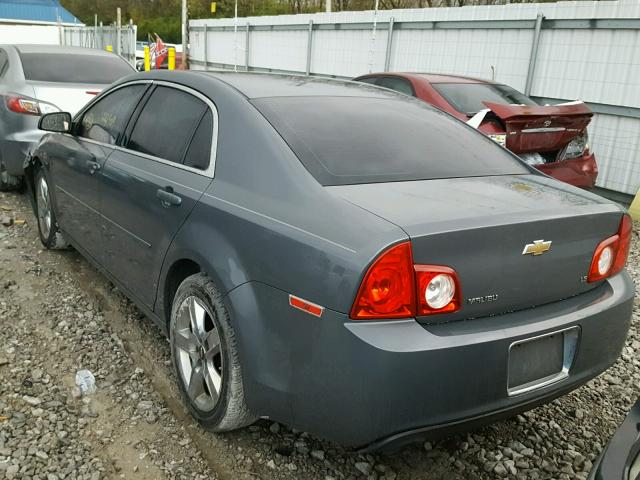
[203,24,208,71]
[116,8,122,57]
[384,17,394,72]
[245,22,250,71]
[525,13,544,96]
[305,20,313,76]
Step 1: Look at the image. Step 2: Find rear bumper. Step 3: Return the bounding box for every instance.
[1,126,44,176]
[226,272,633,448]
[536,152,598,189]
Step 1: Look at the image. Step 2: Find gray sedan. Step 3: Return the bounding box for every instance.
[0,44,134,190]
[25,71,634,449]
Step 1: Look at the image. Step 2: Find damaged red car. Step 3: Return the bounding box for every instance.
[354,73,598,189]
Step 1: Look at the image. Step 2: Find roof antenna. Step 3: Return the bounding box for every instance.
[490,65,496,81]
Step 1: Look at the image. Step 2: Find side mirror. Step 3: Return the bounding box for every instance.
[38,112,72,133]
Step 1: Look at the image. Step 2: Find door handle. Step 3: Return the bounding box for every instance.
[88,161,101,175]
[157,187,182,207]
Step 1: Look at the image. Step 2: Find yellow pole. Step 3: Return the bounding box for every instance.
[106,45,113,52]
[144,45,151,71]
[168,48,175,70]
[629,189,640,221]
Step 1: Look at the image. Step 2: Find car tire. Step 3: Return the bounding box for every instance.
[35,169,68,249]
[170,273,257,432]
[0,159,23,192]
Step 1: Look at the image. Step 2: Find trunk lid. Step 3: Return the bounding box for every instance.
[482,101,593,154]
[328,175,623,322]
[28,81,105,115]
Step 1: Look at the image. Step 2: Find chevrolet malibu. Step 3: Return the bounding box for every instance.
[25,71,633,450]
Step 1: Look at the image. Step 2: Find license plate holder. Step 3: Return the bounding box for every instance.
[507,327,579,396]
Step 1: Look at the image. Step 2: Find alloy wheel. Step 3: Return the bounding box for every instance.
[174,295,223,412]
[36,175,52,239]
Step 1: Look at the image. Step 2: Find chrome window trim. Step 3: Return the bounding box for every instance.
[73,79,219,179]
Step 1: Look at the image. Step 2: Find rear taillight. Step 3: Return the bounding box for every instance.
[559,130,589,161]
[415,266,461,315]
[6,95,59,116]
[588,214,632,282]
[7,96,39,115]
[350,242,415,319]
[350,241,461,320]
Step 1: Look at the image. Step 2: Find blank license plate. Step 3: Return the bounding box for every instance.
[508,332,564,392]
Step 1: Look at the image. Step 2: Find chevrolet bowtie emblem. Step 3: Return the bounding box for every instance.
[522,240,552,256]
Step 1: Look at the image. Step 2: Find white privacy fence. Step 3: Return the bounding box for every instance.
[62,24,137,66]
[189,0,640,196]
[0,24,60,44]
[0,23,137,66]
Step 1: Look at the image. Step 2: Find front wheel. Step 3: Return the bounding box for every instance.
[170,273,256,431]
[35,170,67,249]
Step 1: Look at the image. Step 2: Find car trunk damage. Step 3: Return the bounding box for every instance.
[482,101,593,154]
[329,175,623,323]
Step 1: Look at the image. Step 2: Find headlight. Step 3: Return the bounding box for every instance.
[488,134,506,147]
[559,130,588,160]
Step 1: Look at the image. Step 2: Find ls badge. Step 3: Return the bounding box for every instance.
[522,239,552,256]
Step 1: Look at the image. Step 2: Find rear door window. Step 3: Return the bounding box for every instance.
[19,52,134,84]
[77,84,146,145]
[127,86,208,164]
[183,110,213,170]
[253,96,529,186]
[356,77,378,86]
[375,77,415,96]
[0,49,8,77]
[432,83,537,115]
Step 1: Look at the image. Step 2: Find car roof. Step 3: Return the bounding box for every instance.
[9,44,116,57]
[113,70,423,102]
[359,72,495,84]
[196,71,400,99]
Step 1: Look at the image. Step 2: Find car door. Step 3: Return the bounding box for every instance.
[49,83,148,260]
[99,83,215,309]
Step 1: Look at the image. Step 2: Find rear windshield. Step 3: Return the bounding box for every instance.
[432,83,537,115]
[19,53,133,84]
[253,96,529,186]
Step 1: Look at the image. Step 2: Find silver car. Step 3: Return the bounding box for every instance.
[0,44,135,190]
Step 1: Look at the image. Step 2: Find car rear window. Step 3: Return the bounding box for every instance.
[253,96,529,186]
[432,83,537,115]
[19,53,133,84]
[128,86,208,164]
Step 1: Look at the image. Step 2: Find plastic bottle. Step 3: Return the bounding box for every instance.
[75,369,96,395]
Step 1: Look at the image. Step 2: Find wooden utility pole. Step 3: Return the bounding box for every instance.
[181,0,188,68]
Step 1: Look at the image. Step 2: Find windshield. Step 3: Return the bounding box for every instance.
[432,83,537,115]
[19,53,134,84]
[253,96,529,186]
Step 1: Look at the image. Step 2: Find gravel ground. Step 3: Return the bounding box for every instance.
[1,189,639,480]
